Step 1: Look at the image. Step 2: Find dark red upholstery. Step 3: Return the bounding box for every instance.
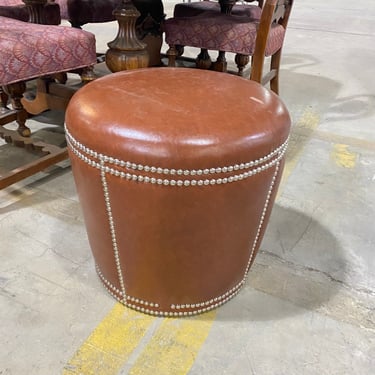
[0,16,96,86]
[174,1,262,19]
[165,11,285,56]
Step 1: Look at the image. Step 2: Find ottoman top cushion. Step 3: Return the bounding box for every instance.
[66,68,290,170]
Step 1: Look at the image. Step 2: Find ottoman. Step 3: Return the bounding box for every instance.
[65,68,291,316]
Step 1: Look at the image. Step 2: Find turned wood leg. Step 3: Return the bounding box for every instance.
[235,54,250,77]
[196,49,212,70]
[212,51,227,72]
[166,46,178,67]
[80,66,96,84]
[176,45,184,57]
[23,0,47,24]
[218,0,236,14]
[4,82,30,137]
[105,0,149,72]
[54,72,68,84]
[21,78,50,115]
[1,88,9,113]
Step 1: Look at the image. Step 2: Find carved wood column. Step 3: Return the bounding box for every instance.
[105,0,149,72]
[22,0,47,24]
[218,0,236,14]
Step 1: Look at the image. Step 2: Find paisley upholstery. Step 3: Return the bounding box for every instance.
[165,11,285,56]
[0,16,96,86]
[174,1,262,19]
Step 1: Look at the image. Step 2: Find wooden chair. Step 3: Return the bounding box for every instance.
[0,0,96,189]
[170,0,263,70]
[164,0,294,94]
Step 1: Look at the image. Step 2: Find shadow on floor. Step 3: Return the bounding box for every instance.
[213,204,346,323]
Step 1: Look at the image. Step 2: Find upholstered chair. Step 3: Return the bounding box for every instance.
[170,0,263,69]
[0,0,97,188]
[0,0,165,67]
[164,0,294,94]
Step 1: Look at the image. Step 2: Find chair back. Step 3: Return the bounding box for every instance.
[251,0,293,82]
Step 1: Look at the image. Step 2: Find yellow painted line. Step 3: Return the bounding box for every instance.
[128,310,217,375]
[331,144,357,168]
[279,107,320,191]
[63,303,155,375]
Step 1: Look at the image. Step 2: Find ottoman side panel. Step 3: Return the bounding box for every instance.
[104,161,281,310]
[248,157,286,269]
[68,149,122,294]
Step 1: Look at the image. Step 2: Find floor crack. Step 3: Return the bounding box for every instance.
[258,249,375,298]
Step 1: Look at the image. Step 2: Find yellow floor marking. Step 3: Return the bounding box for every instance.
[128,310,216,375]
[331,144,357,168]
[279,107,320,191]
[297,128,375,152]
[63,303,155,375]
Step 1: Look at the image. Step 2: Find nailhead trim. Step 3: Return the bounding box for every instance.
[67,137,287,187]
[100,162,126,298]
[244,161,280,278]
[65,126,288,183]
[96,264,124,297]
[97,272,242,317]
[170,280,244,310]
[96,265,159,308]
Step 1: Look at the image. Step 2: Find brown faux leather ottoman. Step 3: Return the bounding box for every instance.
[65,68,291,316]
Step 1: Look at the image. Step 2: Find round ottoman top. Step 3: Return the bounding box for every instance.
[66,68,290,169]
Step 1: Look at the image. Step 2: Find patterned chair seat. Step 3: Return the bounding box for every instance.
[0,15,96,86]
[165,11,285,57]
[174,1,262,20]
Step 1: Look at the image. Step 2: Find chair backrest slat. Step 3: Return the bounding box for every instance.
[251,0,293,83]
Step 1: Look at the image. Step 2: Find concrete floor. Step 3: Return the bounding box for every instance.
[1,0,375,374]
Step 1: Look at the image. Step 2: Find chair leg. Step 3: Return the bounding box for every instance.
[54,72,68,84]
[80,66,96,84]
[167,46,178,67]
[176,45,185,57]
[4,82,30,137]
[270,49,282,95]
[235,54,250,77]
[21,78,50,115]
[212,51,227,72]
[0,81,69,189]
[196,49,212,70]
[1,88,9,113]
